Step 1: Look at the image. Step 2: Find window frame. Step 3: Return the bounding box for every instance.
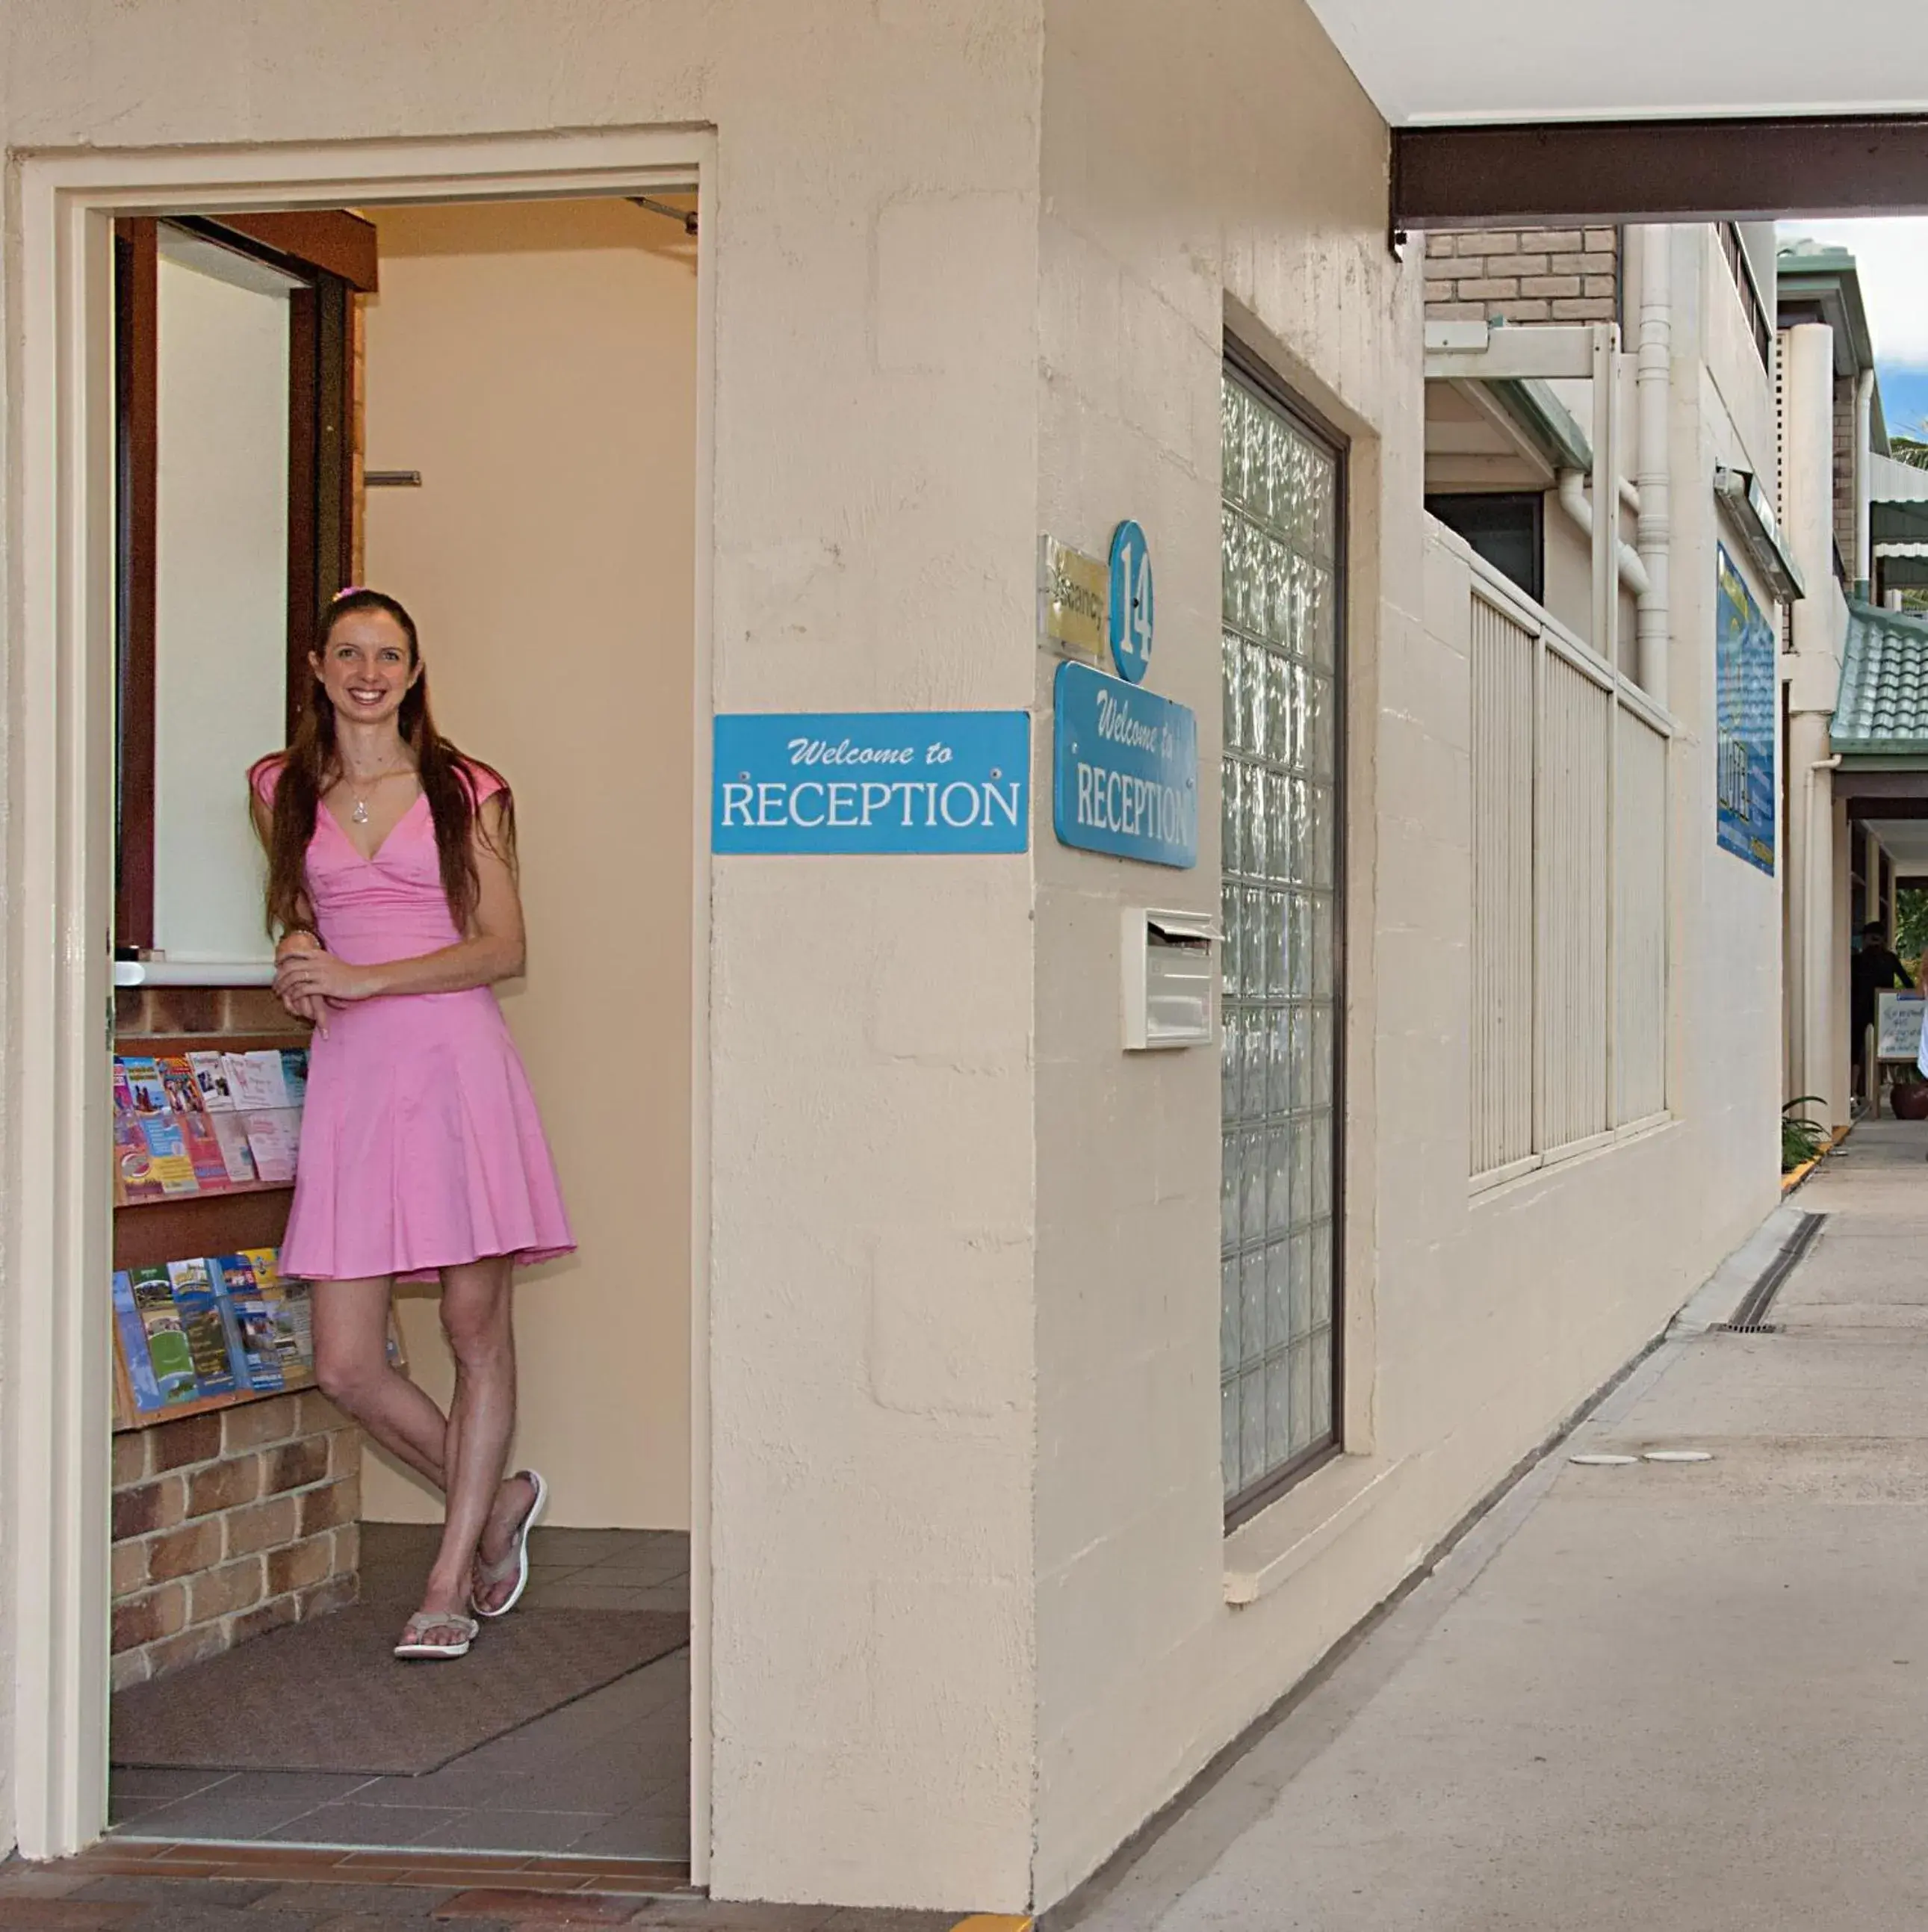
[112,213,369,955]
[1221,335,1351,1533]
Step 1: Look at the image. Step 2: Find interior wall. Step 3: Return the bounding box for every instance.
[359,199,697,1532]
[152,248,288,964]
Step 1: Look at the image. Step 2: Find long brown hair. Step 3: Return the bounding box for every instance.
[254,589,515,938]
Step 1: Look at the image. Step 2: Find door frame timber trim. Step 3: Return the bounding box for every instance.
[7,126,716,1876]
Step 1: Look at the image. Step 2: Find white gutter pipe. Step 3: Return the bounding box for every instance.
[1856,367,1875,595]
[1634,226,1671,702]
[1556,468,1651,599]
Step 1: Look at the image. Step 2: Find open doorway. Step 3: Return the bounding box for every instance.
[99,189,701,1868]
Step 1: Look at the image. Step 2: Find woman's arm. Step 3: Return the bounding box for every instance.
[251,781,328,1025]
[273,796,525,1006]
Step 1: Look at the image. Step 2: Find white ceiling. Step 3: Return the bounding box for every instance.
[1866,820,1928,873]
[1304,0,1928,126]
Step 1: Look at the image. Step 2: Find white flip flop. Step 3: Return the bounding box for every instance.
[394,1609,480,1660]
[471,1467,548,1620]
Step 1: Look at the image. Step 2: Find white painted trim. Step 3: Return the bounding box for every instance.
[7,124,716,1867]
[111,961,275,988]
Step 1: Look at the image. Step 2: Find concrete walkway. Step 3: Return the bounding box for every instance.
[1072,1120,1928,1932]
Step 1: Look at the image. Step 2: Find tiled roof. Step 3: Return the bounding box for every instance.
[1833,600,1928,755]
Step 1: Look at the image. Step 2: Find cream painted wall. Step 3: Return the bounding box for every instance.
[152,249,288,965]
[358,199,696,1534]
[1028,4,1782,1906]
[1,4,1046,1905]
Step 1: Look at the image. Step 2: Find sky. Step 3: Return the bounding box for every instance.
[1780,217,1928,441]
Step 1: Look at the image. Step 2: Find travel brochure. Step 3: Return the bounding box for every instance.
[113,1049,308,1203]
[111,1247,311,1414]
[111,1246,401,1422]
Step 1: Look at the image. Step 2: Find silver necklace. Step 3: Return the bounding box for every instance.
[344,764,413,825]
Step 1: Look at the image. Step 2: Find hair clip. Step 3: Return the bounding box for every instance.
[329,585,368,602]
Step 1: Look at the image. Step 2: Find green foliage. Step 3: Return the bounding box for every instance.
[1899,888,1928,975]
[1781,1096,1829,1174]
[1891,434,1928,471]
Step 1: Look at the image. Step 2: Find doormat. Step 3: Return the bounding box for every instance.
[111,1607,688,1776]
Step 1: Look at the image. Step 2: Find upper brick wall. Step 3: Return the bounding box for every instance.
[1424,227,1620,326]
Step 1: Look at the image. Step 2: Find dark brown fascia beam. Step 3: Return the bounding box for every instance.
[1847,787,1928,814]
[199,209,379,291]
[1394,114,1928,229]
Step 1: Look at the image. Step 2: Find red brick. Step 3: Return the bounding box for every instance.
[332,1523,361,1576]
[223,1493,300,1558]
[221,1393,300,1454]
[111,1581,186,1653]
[149,988,220,1032]
[110,1431,148,1487]
[109,1468,188,1545]
[149,1413,220,1473]
[146,1518,223,1583]
[266,1535,334,1597]
[143,1622,227,1679]
[296,1390,347,1435]
[264,1437,330,1496]
[299,1478,359,1538]
[188,1555,264,1624]
[187,1455,263,1520]
[226,1593,300,1647]
[110,1538,148,1600]
[108,1647,150,1694]
[327,1428,362,1481]
[298,1573,358,1621]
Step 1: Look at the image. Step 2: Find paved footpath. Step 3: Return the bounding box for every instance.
[1067,1119,1928,1932]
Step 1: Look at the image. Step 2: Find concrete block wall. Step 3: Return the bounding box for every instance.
[1424,226,1619,325]
[110,1393,359,1690]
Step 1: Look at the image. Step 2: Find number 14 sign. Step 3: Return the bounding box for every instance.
[1108,520,1154,684]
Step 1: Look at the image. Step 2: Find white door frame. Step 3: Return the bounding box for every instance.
[4,126,718,1873]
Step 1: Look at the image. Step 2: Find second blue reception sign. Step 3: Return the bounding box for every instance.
[1051,661,1198,869]
[713,710,1032,855]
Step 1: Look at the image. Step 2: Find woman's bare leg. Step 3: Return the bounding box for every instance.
[311,1275,449,1488]
[418,1257,519,1621]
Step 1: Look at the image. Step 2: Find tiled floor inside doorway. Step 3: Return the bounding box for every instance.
[108,1526,691,1861]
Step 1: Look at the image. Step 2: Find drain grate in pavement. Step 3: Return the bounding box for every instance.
[1718,1211,1826,1333]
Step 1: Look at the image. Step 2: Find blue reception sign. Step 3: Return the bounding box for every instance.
[713,710,1031,855]
[1051,661,1197,869]
[1107,519,1155,684]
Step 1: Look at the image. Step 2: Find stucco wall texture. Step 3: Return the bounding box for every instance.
[1,0,1782,1914]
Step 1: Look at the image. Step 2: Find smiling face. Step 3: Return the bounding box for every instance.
[311,607,422,730]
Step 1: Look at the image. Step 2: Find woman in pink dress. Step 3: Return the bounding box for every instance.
[251,587,573,1662]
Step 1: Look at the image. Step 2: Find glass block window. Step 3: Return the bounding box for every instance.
[1220,360,1342,1519]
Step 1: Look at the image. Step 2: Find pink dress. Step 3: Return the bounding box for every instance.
[257,758,574,1284]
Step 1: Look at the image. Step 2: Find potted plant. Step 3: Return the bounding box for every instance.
[1782,1097,1829,1171]
[1892,1064,1928,1121]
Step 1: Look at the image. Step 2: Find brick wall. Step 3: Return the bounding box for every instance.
[1424,227,1620,326]
[111,1388,361,1689]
